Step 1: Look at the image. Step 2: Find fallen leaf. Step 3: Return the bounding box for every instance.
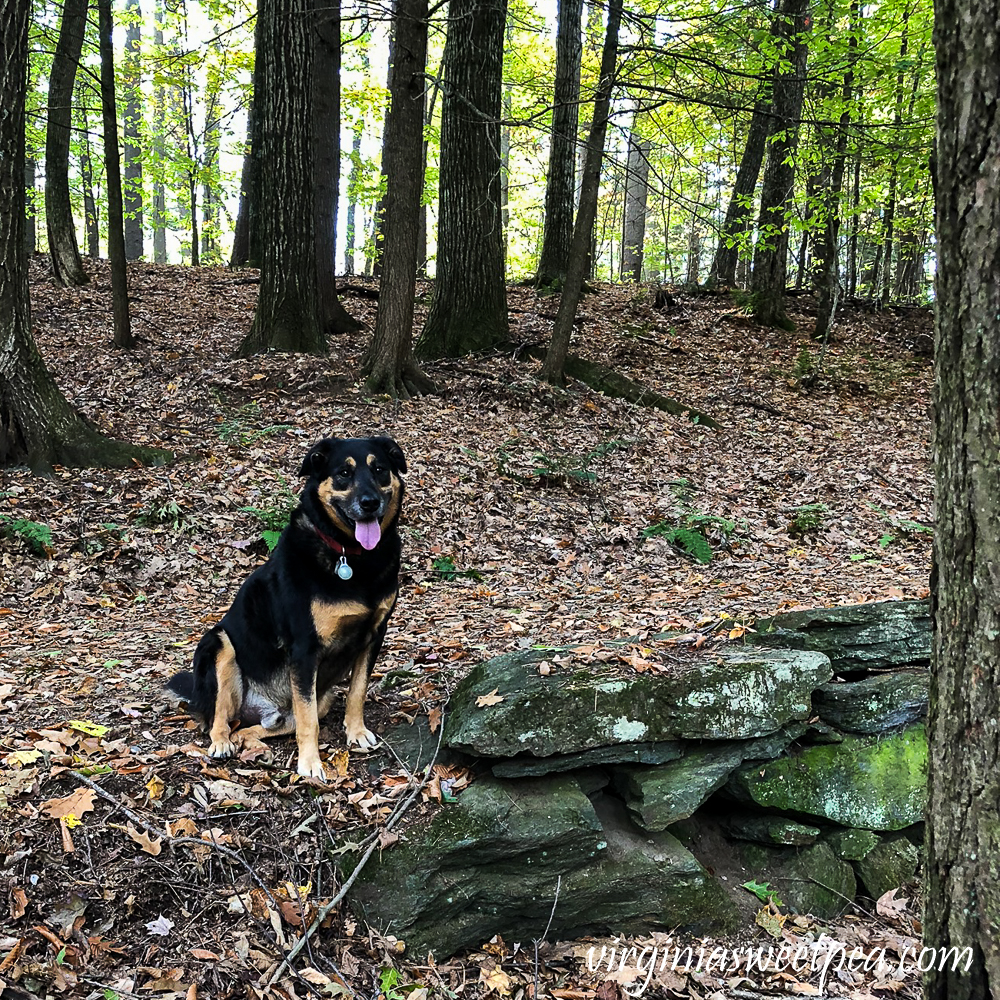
[40,788,97,822]
[127,823,163,856]
[476,688,504,708]
[145,914,175,936]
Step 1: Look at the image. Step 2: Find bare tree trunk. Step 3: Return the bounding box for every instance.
[45,0,90,286]
[535,0,583,286]
[237,0,326,356]
[123,0,144,260]
[415,0,509,358]
[313,0,360,334]
[927,0,1000,986]
[230,69,256,267]
[98,0,133,348]
[749,0,809,328]
[710,95,772,285]
[361,0,436,398]
[620,131,649,282]
[541,0,622,385]
[152,0,168,263]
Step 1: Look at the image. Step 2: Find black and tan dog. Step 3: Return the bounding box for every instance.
[166,435,405,778]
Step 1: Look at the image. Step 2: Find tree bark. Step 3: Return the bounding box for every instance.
[236,0,326,356]
[540,0,622,386]
[45,0,90,287]
[152,0,168,263]
[534,0,583,287]
[123,0,144,261]
[0,1,167,470]
[98,0,134,348]
[415,0,509,359]
[925,0,1000,988]
[313,0,360,335]
[361,0,436,398]
[749,0,809,328]
[710,95,772,286]
[812,1,857,342]
[230,69,256,267]
[620,132,649,282]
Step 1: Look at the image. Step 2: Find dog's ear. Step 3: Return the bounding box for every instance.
[299,437,337,478]
[373,437,407,474]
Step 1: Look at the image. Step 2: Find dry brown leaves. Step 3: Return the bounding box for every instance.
[0,259,933,997]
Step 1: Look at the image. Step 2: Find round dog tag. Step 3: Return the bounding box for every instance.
[336,557,353,581]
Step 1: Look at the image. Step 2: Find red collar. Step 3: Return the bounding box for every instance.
[309,521,369,556]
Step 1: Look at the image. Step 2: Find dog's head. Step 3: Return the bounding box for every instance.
[299,436,406,550]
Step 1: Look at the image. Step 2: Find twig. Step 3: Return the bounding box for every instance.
[533,876,562,1000]
[267,716,445,985]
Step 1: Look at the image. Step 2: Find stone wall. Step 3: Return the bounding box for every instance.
[345,600,929,958]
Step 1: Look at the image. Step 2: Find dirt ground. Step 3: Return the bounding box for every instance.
[1,259,932,999]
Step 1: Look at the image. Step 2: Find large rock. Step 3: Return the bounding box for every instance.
[748,599,930,676]
[813,672,928,734]
[346,776,736,957]
[825,827,880,861]
[734,841,857,919]
[854,835,921,899]
[727,724,926,831]
[612,732,796,832]
[492,740,684,778]
[444,648,832,758]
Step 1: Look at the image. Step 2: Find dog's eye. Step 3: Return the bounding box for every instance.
[337,467,353,480]
[373,464,387,475]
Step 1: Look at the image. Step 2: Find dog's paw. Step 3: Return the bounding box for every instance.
[208,739,237,759]
[345,724,379,751]
[296,756,328,780]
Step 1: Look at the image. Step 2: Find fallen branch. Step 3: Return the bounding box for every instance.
[517,344,721,429]
[267,719,445,984]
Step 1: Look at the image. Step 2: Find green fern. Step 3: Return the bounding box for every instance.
[0,515,53,556]
[663,526,714,564]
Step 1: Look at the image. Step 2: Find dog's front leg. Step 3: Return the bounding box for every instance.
[291,667,325,779]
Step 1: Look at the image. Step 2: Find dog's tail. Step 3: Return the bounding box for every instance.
[165,670,196,704]
[165,629,224,725]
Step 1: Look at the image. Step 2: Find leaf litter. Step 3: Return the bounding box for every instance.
[0,259,932,998]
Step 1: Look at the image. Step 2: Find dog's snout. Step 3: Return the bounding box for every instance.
[358,495,381,515]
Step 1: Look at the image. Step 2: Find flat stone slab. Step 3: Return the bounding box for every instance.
[813,672,928,734]
[721,813,821,846]
[727,723,926,831]
[444,647,833,758]
[612,732,796,831]
[492,740,685,778]
[346,776,736,957]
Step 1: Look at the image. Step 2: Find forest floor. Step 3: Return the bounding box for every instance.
[1,258,933,1000]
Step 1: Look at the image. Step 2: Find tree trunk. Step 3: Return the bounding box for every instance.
[98,0,134,348]
[540,0,622,386]
[344,114,364,275]
[415,0,509,359]
[313,0,360,335]
[123,0,144,261]
[79,112,101,258]
[201,56,222,263]
[229,69,256,267]
[45,0,90,287]
[620,132,649,282]
[361,0,436,399]
[236,0,326,356]
[813,1,857,342]
[926,0,1000,989]
[152,0,168,263]
[535,0,583,287]
[685,220,701,286]
[710,95,772,286]
[0,1,167,470]
[749,0,809,328]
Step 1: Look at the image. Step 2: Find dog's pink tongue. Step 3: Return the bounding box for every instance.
[355,519,381,550]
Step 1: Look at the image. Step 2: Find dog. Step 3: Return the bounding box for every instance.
[166,435,406,778]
